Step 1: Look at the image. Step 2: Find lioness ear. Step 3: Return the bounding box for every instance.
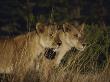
[36,22,45,33]
[77,23,85,33]
[62,23,71,32]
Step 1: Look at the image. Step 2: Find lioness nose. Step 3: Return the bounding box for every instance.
[57,42,62,46]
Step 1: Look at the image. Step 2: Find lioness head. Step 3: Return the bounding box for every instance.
[60,22,85,51]
[36,22,61,50]
[50,22,86,66]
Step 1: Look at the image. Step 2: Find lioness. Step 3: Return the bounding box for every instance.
[56,22,85,65]
[0,22,61,82]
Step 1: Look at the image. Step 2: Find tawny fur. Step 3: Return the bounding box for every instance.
[0,22,61,82]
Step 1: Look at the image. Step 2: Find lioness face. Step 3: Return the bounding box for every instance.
[51,22,86,66]
[61,22,85,51]
[36,23,61,50]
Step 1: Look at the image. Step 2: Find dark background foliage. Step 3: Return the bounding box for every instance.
[0,0,110,36]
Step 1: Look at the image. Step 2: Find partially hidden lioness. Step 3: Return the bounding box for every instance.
[37,22,85,81]
[0,22,61,82]
[56,22,85,65]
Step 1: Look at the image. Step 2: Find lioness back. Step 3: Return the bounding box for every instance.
[0,31,38,73]
[0,38,14,73]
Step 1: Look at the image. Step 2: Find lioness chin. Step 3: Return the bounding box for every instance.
[0,22,61,82]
